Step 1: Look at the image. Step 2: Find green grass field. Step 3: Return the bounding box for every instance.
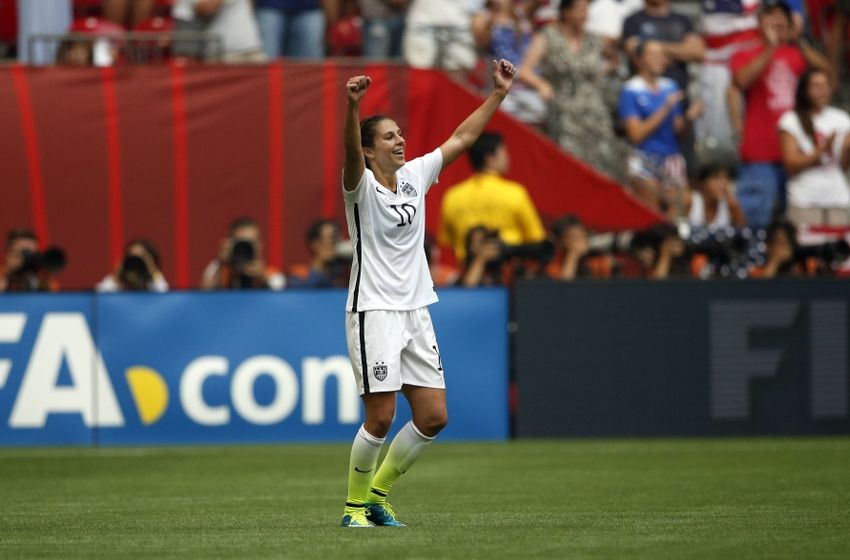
[1,438,849,559]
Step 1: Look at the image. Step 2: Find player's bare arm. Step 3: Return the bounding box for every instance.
[343,75,371,191]
[439,59,515,170]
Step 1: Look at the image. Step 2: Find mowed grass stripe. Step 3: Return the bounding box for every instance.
[1,439,848,559]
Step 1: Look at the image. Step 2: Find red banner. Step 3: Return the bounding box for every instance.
[0,62,661,289]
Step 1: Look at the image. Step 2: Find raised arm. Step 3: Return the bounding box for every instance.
[439,59,515,170]
[343,75,371,191]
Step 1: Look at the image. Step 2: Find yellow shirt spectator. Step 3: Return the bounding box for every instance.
[438,171,546,260]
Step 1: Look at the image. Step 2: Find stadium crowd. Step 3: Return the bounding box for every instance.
[1,0,849,291]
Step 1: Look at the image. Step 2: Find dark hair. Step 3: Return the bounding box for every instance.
[559,0,576,13]
[6,228,37,249]
[634,39,660,60]
[766,219,797,245]
[360,115,391,170]
[125,239,161,268]
[468,132,503,171]
[794,69,830,145]
[697,161,736,183]
[551,214,584,237]
[306,219,339,244]
[464,225,497,263]
[229,217,258,235]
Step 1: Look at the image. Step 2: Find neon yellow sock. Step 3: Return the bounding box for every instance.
[368,421,434,504]
[345,425,384,513]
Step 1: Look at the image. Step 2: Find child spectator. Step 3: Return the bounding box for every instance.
[686,162,747,230]
[619,40,701,218]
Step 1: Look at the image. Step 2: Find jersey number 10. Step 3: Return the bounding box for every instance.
[390,204,417,227]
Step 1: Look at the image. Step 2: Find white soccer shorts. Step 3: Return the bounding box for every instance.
[345,307,446,395]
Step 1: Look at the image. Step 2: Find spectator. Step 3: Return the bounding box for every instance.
[586,0,642,42]
[749,218,797,277]
[731,0,831,228]
[359,0,407,59]
[619,40,702,218]
[779,68,850,228]
[96,239,169,292]
[625,223,688,279]
[697,0,761,148]
[686,162,747,229]
[472,0,545,123]
[438,132,545,261]
[546,214,613,280]
[0,228,64,293]
[172,0,266,62]
[403,0,477,71]
[328,0,362,57]
[255,0,331,60]
[200,217,286,290]
[825,1,850,86]
[622,0,704,175]
[519,0,625,180]
[103,0,155,28]
[56,36,94,66]
[16,0,71,65]
[288,219,349,288]
[622,0,705,100]
[458,226,505,287]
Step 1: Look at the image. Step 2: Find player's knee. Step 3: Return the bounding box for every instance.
[364,413,394,438]
[419,409,448,436]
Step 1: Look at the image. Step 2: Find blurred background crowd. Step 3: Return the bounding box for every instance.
[1,0,850,292]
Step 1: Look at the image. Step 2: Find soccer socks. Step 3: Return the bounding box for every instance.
[368,420,435,504]
[345,425,385,514]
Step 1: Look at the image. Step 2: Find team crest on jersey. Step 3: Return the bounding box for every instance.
[372,362,388,381]
[400,182,417,197]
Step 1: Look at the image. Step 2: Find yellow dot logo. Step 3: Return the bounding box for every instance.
[125,366,169,425]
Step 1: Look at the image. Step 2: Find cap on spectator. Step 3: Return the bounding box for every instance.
[760,0,792,18]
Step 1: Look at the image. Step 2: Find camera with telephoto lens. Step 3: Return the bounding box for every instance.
[795,240,850,272]
[230,239,257,269]
[118,254,153,291]
[6,247,67,292]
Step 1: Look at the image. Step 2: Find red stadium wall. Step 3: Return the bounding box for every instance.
[0,62,662,289]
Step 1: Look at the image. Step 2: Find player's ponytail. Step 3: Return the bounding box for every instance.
[360,115,389,170]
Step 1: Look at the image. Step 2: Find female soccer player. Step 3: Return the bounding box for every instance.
[340,59,516,528]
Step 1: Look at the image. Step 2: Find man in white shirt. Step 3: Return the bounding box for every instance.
[338,59,516,528]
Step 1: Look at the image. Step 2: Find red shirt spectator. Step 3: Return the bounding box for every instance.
[731,43,805,162]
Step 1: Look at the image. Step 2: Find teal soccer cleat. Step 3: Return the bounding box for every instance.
[365,502,406,527]
[340,508,374,528]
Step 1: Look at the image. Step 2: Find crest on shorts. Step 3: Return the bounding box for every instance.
[372,362,388,381]
[400,182,417,197]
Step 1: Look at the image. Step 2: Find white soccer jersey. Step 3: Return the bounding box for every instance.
[343,148,443,312]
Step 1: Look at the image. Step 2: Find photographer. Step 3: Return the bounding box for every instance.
[458,226,506,287]
[288,220,350,288]
[96,240,169,292]
[546,214,612,281]
[749,219,798,279]
[623,224,690,280]
[200,217,285,290]
[1,228,64,293]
